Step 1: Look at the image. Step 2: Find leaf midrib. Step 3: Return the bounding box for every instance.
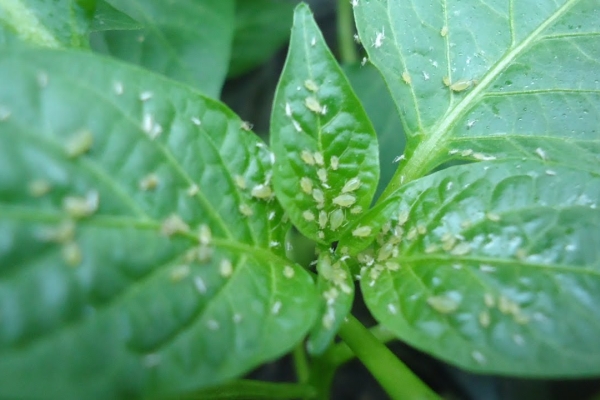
[379,0,580,201]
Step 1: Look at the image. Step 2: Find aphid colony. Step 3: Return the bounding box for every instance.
[319,254,353,329]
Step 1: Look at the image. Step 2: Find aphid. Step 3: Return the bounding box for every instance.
[406,227,418,241]
[310,36,316,46]
[373,28,385,48]
[292,120,302,132]
[312,188,325,204]
[460,149,473,157]
[483,293,495,308]
[198,224,212,245]
[304,79,319,92]
[478,310,491,327]
[535,147,547,161]
[440,25,448,37]
[332,194,356,207]
[241,121,253,131]
[385,261,400,271]
[330,156,340,170]
[66,129,93,158]
[206,319,219,330]
[299,177,313,194]
[170,264,190,282]
[29,179,51,197]
[317,168,328,183]
[193,276,207,294]
[486,212,501,222]
[425,244,439,254]
[285,102,292,117]
[141,113,162,139]
[318,210,328,229]
[416,224,427,235]
[304,96,322,113]
[113,81,124,95]
[450,79,472,92]
[426,295,459,314]
[251,183,273,200]
[329,209,345,231]
[139,91,153,101]
[269,241,280,248]
[471,350,486,364]
[220,259,233,278]
[320,105,328,115]
[361,57,368,66]
[377,243,394,261]
[302,210,315,221]
[397,209,409,226]
[62,241,82,267]
[545,169,556,176]
[271,300,282,315]
[451,242,471,256]
[313,151,324,166]
[350,206,363,214]
[301,150,315,165]
[139,173,159,191]
[352,225,372,237]
[187,184,199,196]
[239,203,253,217]
[387,303,397,314]
[0,106,11,121]
[40,220,75,243]
[353,33,361,43]
[283,265,295,279]
[62,191,99,218]
[323,287,339,304]
[197,245,213,263]
[342,177,361,193]
[322,310,335,329]
[443,76,451,86]
[234,175,246,189]
[161,214,190,236]
[318,231,325,239]
[402,71,412,85]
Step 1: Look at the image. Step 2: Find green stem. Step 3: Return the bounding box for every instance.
[337,315,441,400]
[328,324,398,366]
[293,343,310,384]
[307,354,337,400]
[175,379,317,400]
[337,0,358,64]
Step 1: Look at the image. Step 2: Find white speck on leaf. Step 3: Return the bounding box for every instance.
[193,276,207,294]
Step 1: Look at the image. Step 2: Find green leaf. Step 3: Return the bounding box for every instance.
[355,0,600,193]
[0,47,318,399]
[358,160,600,376]
[0,0,92,48]
[90,0,235,97]
[90,0,141,32]
[344,64,406,200]
[270,3,379,245]
[307,252,354,355]
[228,0,295,78]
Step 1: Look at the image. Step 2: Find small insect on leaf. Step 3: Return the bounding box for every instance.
[161,214,190,236]
[65,129,93,158]
[341,177,361,193]
[352,225,372,237]
[239,203,253,217]
[440,26,448,37]
[302,210,315,221]
[449,79,472,92]
[427,295,460,314]
[304,96,322,113]
[251,184,273,200]
[300,177,313,194]
[329,209,345,231]
[301,150,315,165]
[442,76,451,87]
[313,151,324,166]
[402,71,412,85]
[304,79,319,92]
[139,173,159,191]
[28,179,51,197]
[62,191,99,219]
[332,194,356,207]
[330,156,340,170]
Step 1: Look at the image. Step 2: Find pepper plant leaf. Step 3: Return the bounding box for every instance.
[0,48,318,400]
[358,160,600,376]
[355,0,600,196]
[90,0,234,97]
[0,0,93,48]
[271,3,379,245]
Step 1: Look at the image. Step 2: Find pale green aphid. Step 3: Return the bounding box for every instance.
[300,177,313,194]
[449,79,472,92]
[312,188,325,204]
[219,259,233,278]
[352,225,372,237]
[239,203,253,217]
[66,129,93,158]
[161,214,190,236]
[304,79,319,92]
[302,210,315,221]
[139,173,159,191]
[304,96,322,113]
[301,150,315,165]
[332,193,356,207]
[318,210,328,229]
[62,191,99,219]
[251,183,273,200]
[329,209,344,231]
[426,295,460,314]
[341,177,361,193]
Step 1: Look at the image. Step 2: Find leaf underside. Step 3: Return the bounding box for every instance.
[0,48,318,399]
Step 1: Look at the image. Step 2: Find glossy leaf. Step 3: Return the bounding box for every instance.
[271,3,379,245]
[0,0,92,48]
[90,0,141,32]
[90,0,234,97]
[0,48,318,399]
[355,0,600,192]
[358,160,600,376]
[344,64,406,200]
[228,0,295,78]
[307,252,354,355]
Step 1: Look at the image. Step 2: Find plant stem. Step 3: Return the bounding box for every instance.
[307,354,337,400]
[337,0,358,64]
[293,343,310,384]
[176,379,317,400]
[337,315,441,400]
[328,324,398,366]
